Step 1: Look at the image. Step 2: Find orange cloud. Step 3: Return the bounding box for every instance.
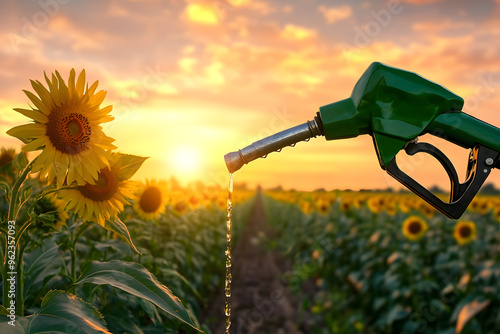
[235,0,274,15]
[184,3,219,25]
[280,24,316,41]
[203,61,225,86]
[399,0,444,4]
[413,21,474,31]
[228,0,249,6]
[178,57,198,73]
[318,5,352,24]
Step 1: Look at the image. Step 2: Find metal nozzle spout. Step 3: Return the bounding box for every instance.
[224,115,324,173]
[224,151,245,174]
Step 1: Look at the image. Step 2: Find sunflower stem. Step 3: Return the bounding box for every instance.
[16,219,34,247]
[7,160,34,223]
[16,241,27,316]
[69,221,91,294]
[69,246,77,294]
[3,159,33,312]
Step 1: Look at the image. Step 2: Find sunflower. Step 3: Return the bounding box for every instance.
[134,179,169,220]
[316,197,330,215]
[172,197,189,215]
[340,199,352,213]
[367,195,385,214]
[58,153,137,226]
[34,193,69,229]
[6,69,116,188]
[453,221,477,245]
[299,200,314,214]
[493,207,500,223]
[0,148,16,167]
[402,216,428,241]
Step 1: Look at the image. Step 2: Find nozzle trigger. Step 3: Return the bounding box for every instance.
[386,143,499,219]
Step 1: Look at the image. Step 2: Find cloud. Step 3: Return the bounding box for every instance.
[318,5,352,24]
[231,0,274,15]
[184,3,220,25]
[280,24,317,41]
[399,0,444,4]
[178,57,198,73]
[412,20,474,31]
[203,61,225,86]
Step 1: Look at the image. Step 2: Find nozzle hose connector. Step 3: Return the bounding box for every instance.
[224,115,324,173]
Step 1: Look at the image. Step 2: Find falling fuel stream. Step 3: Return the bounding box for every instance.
[225,173,233,333]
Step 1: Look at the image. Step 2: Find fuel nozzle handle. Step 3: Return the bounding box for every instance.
[224,115,324,173]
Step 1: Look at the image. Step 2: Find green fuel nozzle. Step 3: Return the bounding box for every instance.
[224,62,500,219]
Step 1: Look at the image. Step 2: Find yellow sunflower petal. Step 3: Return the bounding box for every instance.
[87,81,99,96]
[7,123,46,139]
[47,163,57,182]
[23,90,50,115]
[67,69,76,101]
[67,160,77,185]
[55,71,69,104]
[91,90,107,108]
[31,80,54,109]
[76,69,86,98]
[13,108,48,123]
[22,137,47,152]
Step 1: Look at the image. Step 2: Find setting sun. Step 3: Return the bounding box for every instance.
[171,146,201,179]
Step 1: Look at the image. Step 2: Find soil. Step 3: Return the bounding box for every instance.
[205,191,308,334]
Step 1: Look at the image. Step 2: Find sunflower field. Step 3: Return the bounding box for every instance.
[0,70,256,333]
[0,145,255,333]
[261,189,500,334]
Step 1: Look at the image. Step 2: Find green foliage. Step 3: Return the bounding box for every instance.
[102,218,140,254]
[262,193,500,334]
[75,260,199,330]
[116,154,148,181]
[0,290,109,333]
[12,152,28,172]
[0,155,256,333]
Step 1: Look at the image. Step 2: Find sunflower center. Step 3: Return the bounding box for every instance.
[459,225,472,238]
[0,152,14,167]
[67,119,83,136]
[408,221,422,234]
[139,186,162,213]
[46,106,91,155]
[78,167,118,201]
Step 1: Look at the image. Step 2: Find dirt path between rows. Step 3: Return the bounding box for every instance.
[206,191,306,334]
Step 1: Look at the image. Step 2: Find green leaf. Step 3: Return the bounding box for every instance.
[23,239,60,297]
[0,290,110,333]
[116,153,148,181]
[103,217,141,255]
[0,181,11,200]
[386,304,410,325]
[160,268,201,300]
[75,260,200,331]
[38,183,57,199]
[37,211,57,228]
[24,239,59,277]
[18,184,33,209]
[12,152,28,171]
[0,305,8,315]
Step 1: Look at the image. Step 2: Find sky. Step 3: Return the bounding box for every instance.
[1,0,500,191]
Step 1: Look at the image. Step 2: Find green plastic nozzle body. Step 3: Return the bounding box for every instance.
[319,62,465,168]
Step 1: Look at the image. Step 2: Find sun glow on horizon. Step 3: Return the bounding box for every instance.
[170,146,202,181]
